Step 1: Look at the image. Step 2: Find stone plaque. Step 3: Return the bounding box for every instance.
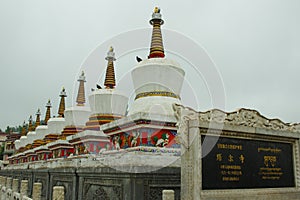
[202,135,295,189]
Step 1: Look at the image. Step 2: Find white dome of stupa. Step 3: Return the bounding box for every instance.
[128,58,185,116]
[47,117,65,134]
[64,106,91,127]
[35,125,48,140]
[89,89,128,117]
[26,131,36,145]
[14,139,21,150]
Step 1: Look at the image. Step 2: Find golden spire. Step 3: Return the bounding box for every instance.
[44,99,52,125]
[35,108,41,129]
[58,87,67,117]
[76,71,86,106]
[104,46,116,89]
[21,121,26,136]
[148,7,165,59]
[28,115,33,132]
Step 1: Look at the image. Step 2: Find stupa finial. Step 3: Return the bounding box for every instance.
[28,115,33,132]
[35,108,41,129]
[58,87,67,117]
[44,99,52,125]
[76,71,86,106]
[104,46,116,89]
[21,121,26,136]
[148,7,165,59]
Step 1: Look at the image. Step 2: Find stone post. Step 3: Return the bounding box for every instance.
[52,186,64,200]
[173,104,200,200]
[32,182,42,200]
[0,176,5,187]
[20,180,29,196]
[6,177,12,189]
[162,190,174,200]
[0,176,6,199]
[12,179,19,192]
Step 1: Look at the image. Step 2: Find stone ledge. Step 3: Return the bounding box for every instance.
[201,187,300,200]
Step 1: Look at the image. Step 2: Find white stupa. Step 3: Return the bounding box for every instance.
[63,71,91,134]
[85,47,128,130]
[26,109,41,145]
[17,120,30,150]
[43,88,67,140]
[128,7,185,117]
[32,100,52,141]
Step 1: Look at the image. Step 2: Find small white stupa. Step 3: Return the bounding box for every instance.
[43,88,66,143]
[62,71,91,138]
[33,100,51,141]
[26,109,41,145]
[28,100,52,149]
[85,47,128,130]
[47,71,91,158]
[15,121,27,150]
[68,47,128,154]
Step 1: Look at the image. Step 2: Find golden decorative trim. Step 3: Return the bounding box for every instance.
[135,91,180,100]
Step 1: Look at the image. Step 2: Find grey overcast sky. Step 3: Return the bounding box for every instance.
[0,0,299,130]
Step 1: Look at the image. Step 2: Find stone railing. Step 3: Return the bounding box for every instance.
[0,176,65,200]
[0,176,32,200]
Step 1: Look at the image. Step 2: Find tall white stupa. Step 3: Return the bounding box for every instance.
[128,7,185,117]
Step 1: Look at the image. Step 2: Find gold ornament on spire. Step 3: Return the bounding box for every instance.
[148,7,165,59]
[76,71,86,106]
[104,46,116,89]
[44,99,52,125]
[58,87,67,117]
[35,108,41,129]
[28,115,33,132]
[154,7,160,13]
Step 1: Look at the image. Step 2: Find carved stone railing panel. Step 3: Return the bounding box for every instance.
[174,104,300,133]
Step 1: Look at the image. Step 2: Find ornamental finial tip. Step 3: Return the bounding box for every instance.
[154,7,160,13]
[109,46,114,52]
